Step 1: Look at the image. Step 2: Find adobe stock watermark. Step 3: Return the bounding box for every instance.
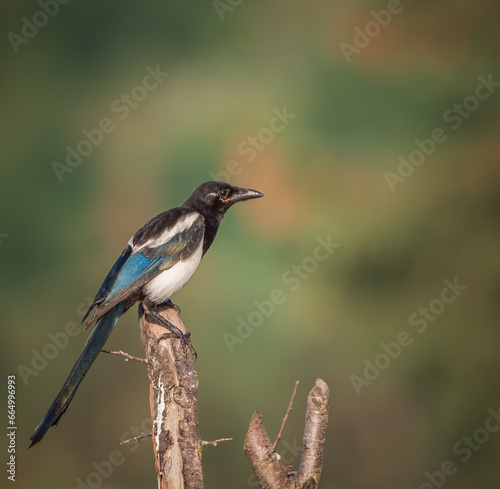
[75,417,153,489]
[339,0,409,63]
[7,0,72,54]
[385,74,500,192]
[223,236,340,353]
[52,65,169,183]
[213,0,244,21]
[350,278,467,395]
[17,297,93,385]
[209,106,296,184]
[0,233,8,245]
[7,375,17,482]
[409,406,500,489]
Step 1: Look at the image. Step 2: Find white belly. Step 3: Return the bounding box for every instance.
[144,243,203,304]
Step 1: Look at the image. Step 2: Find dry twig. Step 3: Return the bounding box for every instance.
[273,380,300,452]
[202,437,233,447]
[121,432,152,445]
[101,349,147,364]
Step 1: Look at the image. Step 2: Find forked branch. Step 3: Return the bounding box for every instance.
[244,379,329,489]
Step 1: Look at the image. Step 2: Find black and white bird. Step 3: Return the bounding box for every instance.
[30,181,263,447]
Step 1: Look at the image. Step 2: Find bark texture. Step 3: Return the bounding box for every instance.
[139,303,203,489]
[244,378,329,489]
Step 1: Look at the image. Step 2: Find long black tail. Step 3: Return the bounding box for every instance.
[29,302,125,447]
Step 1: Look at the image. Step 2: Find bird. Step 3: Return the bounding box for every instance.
[29,181,263,447]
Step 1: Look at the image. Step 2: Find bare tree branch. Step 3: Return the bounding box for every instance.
[244,410,290,489]
[295,379,329,488]
[139,302,204,489]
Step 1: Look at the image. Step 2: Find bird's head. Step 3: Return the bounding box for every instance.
[183,181,264,216]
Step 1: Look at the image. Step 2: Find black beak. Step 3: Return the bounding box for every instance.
[231,187,264,203]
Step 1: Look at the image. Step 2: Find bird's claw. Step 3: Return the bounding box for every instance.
[157,331,197,359]
[165,299,181,315]
[182,333,197,359]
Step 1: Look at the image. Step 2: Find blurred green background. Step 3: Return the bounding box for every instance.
[1,1,500,488]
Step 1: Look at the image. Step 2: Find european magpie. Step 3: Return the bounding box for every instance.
[30,181,263,447]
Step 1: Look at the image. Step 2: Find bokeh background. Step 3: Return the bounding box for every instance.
[1,1,500,488]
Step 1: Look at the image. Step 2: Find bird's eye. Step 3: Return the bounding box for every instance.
[219,188,230,199]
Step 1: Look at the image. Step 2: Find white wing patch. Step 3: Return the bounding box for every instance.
[130,212,200,253]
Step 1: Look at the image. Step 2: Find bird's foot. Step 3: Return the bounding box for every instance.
[157,330,197,359]
[145,309,196,359]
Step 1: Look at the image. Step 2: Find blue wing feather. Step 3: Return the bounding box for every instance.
[105,253,168,302]
[82,213,204,328]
